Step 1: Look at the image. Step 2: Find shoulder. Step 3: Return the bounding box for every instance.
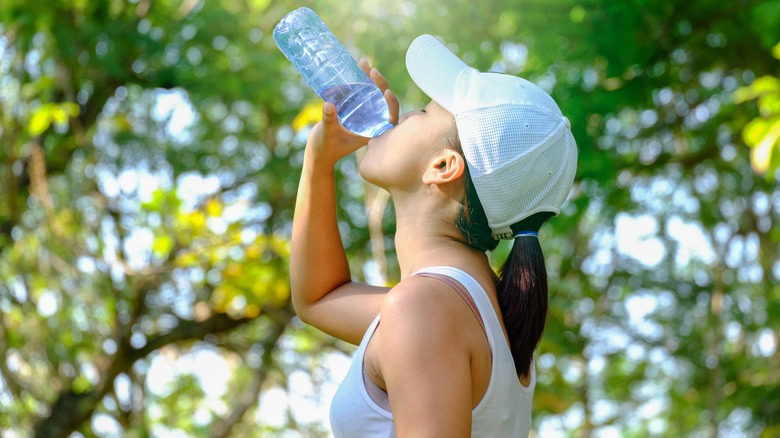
[379,275,471,342]
[374,276,477,434]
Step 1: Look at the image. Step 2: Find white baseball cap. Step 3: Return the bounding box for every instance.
[406,35,578,240]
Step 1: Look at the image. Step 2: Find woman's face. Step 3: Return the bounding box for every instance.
[359,100,456,192]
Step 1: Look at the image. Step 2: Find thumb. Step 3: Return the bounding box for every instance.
[322,103,340,135]
[321,102,368,148]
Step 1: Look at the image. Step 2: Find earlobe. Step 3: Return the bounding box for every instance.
[422,150,465,185]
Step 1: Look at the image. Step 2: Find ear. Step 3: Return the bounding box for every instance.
[421,149,466,185]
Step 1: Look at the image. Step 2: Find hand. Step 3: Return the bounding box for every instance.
[305,59,399,168]
[360,58,400,126]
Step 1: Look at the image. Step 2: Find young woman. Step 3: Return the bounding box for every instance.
[290,35,577,437]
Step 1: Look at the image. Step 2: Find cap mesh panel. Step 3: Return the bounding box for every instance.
[456,105,578,233]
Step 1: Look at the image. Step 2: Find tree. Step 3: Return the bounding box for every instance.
[1,0,779,436]
[1,0,307,435]
[735,44,780,177]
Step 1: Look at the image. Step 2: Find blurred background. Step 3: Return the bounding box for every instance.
[1,0,779,436]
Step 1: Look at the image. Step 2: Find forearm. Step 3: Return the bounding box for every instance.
[289,153,352,315]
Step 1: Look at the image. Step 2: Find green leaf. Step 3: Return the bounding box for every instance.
[27,102,81,135]
[72,376,92,394]
[152,234,174,258]
[733,76,780,103]
[28,106,52,136]
[743,118,770,146]
[749,117,780,174]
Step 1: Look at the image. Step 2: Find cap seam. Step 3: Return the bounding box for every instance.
[454,102,564,120]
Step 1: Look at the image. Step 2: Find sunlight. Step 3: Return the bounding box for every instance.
[614,213,665,266]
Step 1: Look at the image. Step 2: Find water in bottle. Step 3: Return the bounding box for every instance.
[273,7,393,138]
[317,83,391,137]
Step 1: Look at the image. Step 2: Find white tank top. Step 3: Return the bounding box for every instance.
[329,266,536,437]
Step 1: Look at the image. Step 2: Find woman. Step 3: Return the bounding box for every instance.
[290,35,577,437]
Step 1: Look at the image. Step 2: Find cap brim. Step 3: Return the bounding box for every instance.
[406,35,472,114]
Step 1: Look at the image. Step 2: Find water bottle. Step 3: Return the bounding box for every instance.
[273,7,393,138]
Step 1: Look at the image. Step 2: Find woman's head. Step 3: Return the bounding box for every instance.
[406,35,577,240]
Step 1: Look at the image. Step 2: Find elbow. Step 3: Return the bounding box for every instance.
[290,293,315,325]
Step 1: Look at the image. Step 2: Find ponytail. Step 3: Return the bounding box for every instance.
[448,127,552,378]
[496,215,552,378]
[458,200,552,378]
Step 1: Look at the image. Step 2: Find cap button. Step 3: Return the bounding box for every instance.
[562,116,571,129]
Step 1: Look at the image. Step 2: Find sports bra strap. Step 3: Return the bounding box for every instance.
[415,272,486,335]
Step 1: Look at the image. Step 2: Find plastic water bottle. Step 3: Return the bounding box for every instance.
[273,7,393,138]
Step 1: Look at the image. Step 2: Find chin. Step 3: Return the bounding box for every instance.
[357,154,388,190]
[357,156,379,186]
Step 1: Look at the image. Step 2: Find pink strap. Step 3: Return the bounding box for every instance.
[415,272,486,335]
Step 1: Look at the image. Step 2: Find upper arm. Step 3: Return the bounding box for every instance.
[295,282,390,345]
[376,279,474,437]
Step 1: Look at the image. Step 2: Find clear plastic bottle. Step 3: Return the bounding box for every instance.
[273,7,393,138]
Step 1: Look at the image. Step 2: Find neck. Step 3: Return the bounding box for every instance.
[391,190,487,278]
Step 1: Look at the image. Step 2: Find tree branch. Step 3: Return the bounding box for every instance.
[210,315,292,438]
[32,304,291,437]
[133,313,255,359]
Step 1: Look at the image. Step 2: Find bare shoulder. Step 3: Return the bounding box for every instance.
[379,275,472,338]
[373,275,478,433]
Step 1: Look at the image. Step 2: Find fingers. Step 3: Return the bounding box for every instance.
[358,58,371,77]
[307,101,370,167]
[369,67,389,93]
[371,67,400,123]
[323,102,367,141]
[321,102,341,137]
[361,59,399,125]
[384,89,400,125]
[322,102,336,119]
[360,58,390,93]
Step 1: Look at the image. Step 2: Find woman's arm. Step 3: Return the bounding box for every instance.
[289,62,399,345]
[376,277,481,437]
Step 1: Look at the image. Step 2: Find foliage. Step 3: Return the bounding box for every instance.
[734,46,780,176]
[0,0,779,436]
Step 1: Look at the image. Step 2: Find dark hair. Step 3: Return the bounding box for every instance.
[445,127,552,379]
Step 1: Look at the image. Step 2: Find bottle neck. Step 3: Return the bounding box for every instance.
[371,122,394,138]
